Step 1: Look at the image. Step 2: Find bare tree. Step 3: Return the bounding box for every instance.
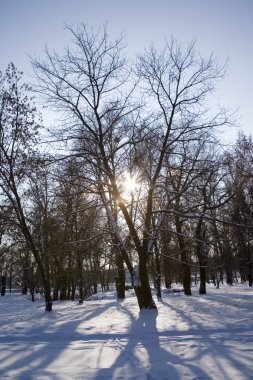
[223,133,253,285]
[0,63,53,310]
[136,38,232,294]
[31,25,233,309]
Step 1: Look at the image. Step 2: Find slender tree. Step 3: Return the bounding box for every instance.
[0,63,53,310]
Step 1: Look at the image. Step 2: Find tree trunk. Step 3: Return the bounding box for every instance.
[44,283,52,311]
[34,255,52,310]
[116,253,125,299]
[78,260,84,301]
[71,280,76,301]
[53,284,59,301]
[60,274,67,300]
[163,254,173,289]
[175,220,191,295]
[195,220,207,295]
[1,276,6,296]
[20,211,53,310]
[138,253,157,309]
[248,246,253,287]
[199,261,207,294]
[9,266,13,293]
[195,238,207,294]
[182,262,192,296]
[67,283,71,300]
[223,242,233,285]
[154,247,161,298]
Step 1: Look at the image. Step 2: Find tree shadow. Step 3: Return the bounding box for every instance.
[1,290,252,379]
[159,294,253,380]
[94,304,212,379]
[0,298,116,380]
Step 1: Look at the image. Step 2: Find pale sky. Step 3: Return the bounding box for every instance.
[1,0,252,142]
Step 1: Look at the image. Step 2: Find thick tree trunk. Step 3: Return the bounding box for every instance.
[138,253,157,309]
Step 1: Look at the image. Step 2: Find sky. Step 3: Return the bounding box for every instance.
[1,0,252,143]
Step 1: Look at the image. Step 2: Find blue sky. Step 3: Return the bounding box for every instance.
[1,0,252,142]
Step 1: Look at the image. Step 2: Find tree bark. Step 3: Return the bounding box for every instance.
[175,219,191,295]
[138,251,157,309]
[154,244,161,298]
[195,223,207,295]
[116,252,125,299]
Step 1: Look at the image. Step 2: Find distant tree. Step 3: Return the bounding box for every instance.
[224,133,253,285]
[51,157,107,301]
[193,156,231,294]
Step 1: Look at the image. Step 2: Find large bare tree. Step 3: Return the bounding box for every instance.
[31,24,232,309]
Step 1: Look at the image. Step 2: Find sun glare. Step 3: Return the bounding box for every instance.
[122,172,139,195]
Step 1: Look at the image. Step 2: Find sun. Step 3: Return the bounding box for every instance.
[121,171,139,196]
[125,173,137,192]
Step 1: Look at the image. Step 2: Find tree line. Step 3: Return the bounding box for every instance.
[0,24,252,311]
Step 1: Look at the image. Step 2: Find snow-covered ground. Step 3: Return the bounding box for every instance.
[0,283,252,380]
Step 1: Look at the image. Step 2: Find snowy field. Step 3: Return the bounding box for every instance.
[0,283,253,380]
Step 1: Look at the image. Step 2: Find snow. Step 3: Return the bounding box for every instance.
[0,284,253,379]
